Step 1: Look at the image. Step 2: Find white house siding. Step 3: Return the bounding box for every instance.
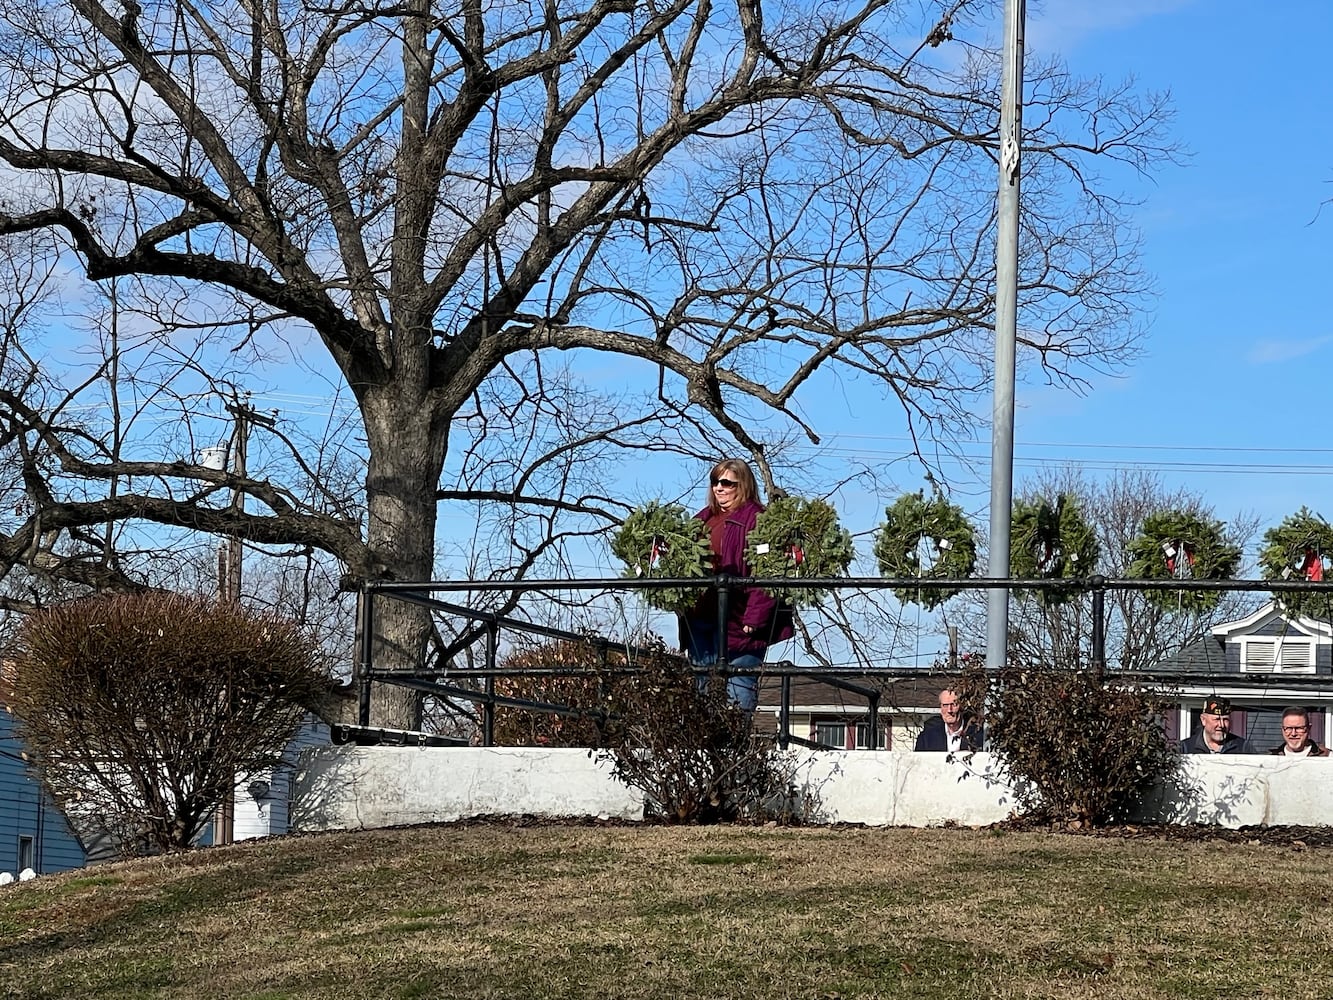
[0,711,87,874]
[232,717,331,842]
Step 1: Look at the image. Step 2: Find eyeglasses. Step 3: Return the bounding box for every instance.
[710,477,738,488]
[1283,725,1310,733]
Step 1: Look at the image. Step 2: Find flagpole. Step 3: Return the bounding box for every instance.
[986,0,1026,670]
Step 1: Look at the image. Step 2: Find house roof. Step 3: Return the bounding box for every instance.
[1211,602,1333,639]
[1149,634,1229,675]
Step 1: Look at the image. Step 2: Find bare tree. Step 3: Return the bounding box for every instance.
[949,467,1261,671]
[0,0,1175,726]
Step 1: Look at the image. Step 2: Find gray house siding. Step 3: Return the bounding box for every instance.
[0,711,86,875]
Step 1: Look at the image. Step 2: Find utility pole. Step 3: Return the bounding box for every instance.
[218,398,275,605]
[986,0,1026,670]
[213,396,276,846]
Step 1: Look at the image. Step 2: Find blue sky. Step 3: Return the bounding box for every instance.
[995,0,1333,545]
[625,0,1333,572]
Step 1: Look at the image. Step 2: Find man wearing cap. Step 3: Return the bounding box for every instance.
[1178,697,1254,754]
[1266,706,1328,757]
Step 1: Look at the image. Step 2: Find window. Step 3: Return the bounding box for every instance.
[814,722,847,748]
[1241,638,1315,673]
[17,836,34,873]
[855,722,890,749]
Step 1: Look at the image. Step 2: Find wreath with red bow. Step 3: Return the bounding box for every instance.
[1127,509,1240,614]
[609,502,710,612]
[1258,507,1333,618]
[745,495,854,607]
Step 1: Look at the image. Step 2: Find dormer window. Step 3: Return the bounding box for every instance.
[1240,637,1315,673]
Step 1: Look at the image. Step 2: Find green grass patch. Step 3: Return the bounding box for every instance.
[2,826,1332,999]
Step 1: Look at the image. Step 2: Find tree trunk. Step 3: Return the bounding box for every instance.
[360,384,449,730]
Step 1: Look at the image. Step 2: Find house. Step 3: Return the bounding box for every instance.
[756,603,1333,755]
[1147,602,1333,751]
[755,672,952,750]
[0,700,88,876]
[227,716,331,842]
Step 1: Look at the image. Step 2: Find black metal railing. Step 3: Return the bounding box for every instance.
[351,574,1333,748]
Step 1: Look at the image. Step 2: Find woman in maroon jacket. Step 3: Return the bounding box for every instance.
[678,459,793,711]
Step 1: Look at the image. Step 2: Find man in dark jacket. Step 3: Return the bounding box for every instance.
[1178,696,1254,754]
[914,688,983,752]
[1267,706,1328,757]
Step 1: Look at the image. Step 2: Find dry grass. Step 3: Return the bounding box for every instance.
[1,823,1330,1000]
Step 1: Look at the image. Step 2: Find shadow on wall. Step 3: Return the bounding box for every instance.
[1137,763,1267,827]
[290,747,362,832]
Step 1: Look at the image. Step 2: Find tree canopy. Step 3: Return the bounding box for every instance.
[0,0,1174,725]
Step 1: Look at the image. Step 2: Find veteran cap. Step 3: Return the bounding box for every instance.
[1201,696,1231,716]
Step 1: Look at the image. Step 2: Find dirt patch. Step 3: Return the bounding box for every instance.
[991,816,1333,848]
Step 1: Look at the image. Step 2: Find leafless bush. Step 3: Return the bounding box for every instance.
[957,662,1184,826]
[9,592,329,854]
[599,643,790,824]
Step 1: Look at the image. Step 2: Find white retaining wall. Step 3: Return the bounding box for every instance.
[292,746,645,831]
[290,747,1333,833]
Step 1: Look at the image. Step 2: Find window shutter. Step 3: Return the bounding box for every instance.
[1244,640,1275,672]
[1279,641,1313,669]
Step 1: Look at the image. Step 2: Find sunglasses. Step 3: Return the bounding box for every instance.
[710,477,739,488]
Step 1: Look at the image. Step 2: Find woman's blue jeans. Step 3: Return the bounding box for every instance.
[681,618,763,713]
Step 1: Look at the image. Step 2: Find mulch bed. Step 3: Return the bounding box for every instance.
[990,816,1333,848]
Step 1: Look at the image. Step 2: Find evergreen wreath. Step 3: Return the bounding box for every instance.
[610,501,710,613]
[1009,493,1100,606]
[745,495,855,607]
[873,491,977,610]
[1258,507,1333,619]
[1126,509,1241,614]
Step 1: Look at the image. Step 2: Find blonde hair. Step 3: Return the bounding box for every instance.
[706,459,760,513]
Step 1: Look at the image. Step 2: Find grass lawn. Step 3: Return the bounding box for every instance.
[1,823,1329,1000]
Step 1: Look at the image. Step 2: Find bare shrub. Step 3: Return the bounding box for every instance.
[9,592,329,854]
[492,639,624,748]
[957,663,1183,826]
[598,644,788,824]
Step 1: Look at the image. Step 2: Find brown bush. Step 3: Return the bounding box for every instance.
[9,592,329,854]
[956,662,1183,826]
[488,636,789,822]
[599,646,788,824]
[492,639,629,747]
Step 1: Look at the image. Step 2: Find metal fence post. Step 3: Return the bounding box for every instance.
[1091,576,1106,680]
[357,588,374,727]
[780,675,791,749]
[483,622,498,746]
[716,576,731,666]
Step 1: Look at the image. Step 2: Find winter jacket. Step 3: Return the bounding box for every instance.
[914,717,985,752]
[679,500,794,658]
[1266,740,1328,757]
[1178,731,1254,754]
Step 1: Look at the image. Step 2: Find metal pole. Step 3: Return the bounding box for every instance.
[483,623,498,746]
[358,590,375,727]
[1091,578,1106,680]
[716,578,731,666]
[986,0,1026,670]
[779,675,791,749]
